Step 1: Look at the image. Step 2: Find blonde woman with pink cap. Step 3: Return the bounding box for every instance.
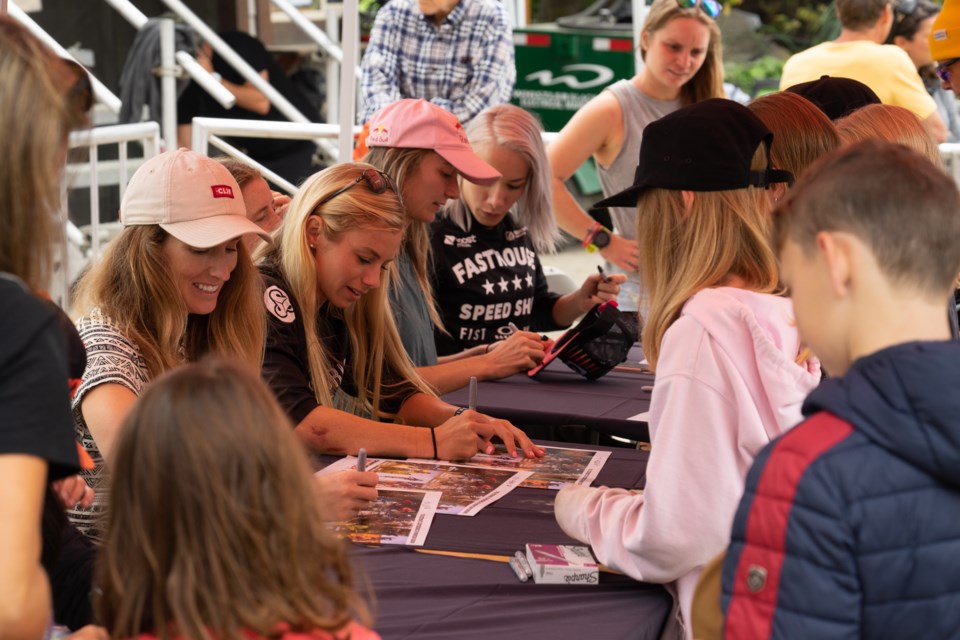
[364,99,550,394]
[69,148,270,542]
[258,161,542,463]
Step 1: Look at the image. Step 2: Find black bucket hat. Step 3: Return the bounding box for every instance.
[594,98,793,209]
[785,75,881,121]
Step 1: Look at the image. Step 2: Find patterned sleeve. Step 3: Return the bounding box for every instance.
[70,311,149,543]
[74,313,148,410]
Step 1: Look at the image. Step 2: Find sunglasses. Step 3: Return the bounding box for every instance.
[936,59,960,84]
[315,168,398,209]
[676,0,721,18]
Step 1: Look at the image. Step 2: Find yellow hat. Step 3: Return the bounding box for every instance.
[930,0,960,62]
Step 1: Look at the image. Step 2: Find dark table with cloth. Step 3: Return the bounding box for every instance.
[340,442,672,640]
[442,348,654,442]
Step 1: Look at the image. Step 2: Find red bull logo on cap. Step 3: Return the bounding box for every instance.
[368,123,390,145]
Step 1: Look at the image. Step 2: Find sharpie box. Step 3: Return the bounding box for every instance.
[525,543,599,585]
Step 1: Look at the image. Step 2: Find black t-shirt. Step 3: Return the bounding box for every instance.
[430,204,563,355]
[0,275,79,481]
[260,264,419,425]
[177,31,321,184]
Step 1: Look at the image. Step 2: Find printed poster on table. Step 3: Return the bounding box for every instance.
[328,488,440,546]
[322,456,531,516]
[443,445,611,490]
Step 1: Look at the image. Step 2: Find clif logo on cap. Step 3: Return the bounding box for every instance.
[211,185,235,199]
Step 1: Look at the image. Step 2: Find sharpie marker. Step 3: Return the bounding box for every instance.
[468,377,478,412]
[509,556,530,582]
[514,550,534,578]
[357,448,367,473]
[597,265,612,283]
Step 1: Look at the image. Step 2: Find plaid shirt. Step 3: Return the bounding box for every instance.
[360,0,515,124]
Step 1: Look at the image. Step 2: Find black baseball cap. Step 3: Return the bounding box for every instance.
[594,98,793,209]
[785,75,881,121]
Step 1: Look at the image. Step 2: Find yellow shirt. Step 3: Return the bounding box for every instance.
[779,40,937,119]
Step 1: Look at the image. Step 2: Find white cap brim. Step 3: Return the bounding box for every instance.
[160,214,272,249]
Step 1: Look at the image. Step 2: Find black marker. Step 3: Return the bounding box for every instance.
[597,265,612,283]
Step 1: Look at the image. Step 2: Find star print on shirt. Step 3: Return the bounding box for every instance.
[512,275,523,291]
[498,277,509,292]
[482,279,495,296]
[525,273,534,288]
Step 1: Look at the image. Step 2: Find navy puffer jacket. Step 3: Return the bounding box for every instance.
[721,341,960,639]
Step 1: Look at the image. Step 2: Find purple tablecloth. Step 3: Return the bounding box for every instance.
[442,349,654,442]
[352,546,671,640]
[344,442,671,639]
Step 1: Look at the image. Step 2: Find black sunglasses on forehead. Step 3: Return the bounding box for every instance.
[315,168,398,209]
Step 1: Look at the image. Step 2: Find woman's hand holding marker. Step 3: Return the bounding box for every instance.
[480,330,548,377]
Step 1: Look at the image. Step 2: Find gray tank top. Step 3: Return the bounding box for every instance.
[595,80,681,316]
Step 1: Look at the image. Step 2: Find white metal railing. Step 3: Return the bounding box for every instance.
[51,122,162,309]
[9,2,121,113]
[191,117,362,193]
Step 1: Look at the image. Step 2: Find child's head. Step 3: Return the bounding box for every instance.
[836,103,943,167]
[775,139,960,373]
[96,358,364,639]
[596,99,793,366]
[448,103,560,253]
[748,91,841,186]
[640,0,725,104]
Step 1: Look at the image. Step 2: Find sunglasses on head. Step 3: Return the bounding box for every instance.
[676,0,722,19]
[315,168,398,209]
[936,59,960,84]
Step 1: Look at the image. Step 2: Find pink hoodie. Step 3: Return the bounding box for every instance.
[554,287,820,638]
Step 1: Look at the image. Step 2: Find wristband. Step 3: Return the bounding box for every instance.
[582,221,601,251]
[453,406,467,416]
[430,427,439,460]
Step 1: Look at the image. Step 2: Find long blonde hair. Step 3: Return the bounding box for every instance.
[0,17,88,291]
[72,226,265,378]
[363,146,445,330]
[96,358,368,640]
[445,103,560,254]
[640,0,725,105]
[639,147,780,367]
[260,162,433,419]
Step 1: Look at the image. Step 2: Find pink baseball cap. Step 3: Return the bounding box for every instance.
[365,99,500,185]
[120,149,272,248]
